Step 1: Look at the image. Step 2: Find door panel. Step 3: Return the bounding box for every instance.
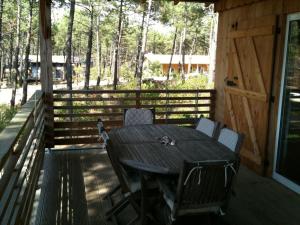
[224,16,277,172]
[274,13,300,193]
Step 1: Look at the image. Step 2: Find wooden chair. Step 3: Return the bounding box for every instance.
[97,119,141,224]
[105,139,141,225]
[158,160,239,224]
[195,115,219,138]
[123,108,155,126]
[217,127,244,154]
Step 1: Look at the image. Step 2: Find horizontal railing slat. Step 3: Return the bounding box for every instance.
[53,96,213,102]
[53,110,212,118]
[53,89,215,94]
[52,89,216,146]
[54,118,197,129]
[53,103,211,110]
[54,137,99,145]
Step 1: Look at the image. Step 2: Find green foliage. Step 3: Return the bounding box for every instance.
[144,61,162,78]
[52,16,68,54]
[147,30,173,54]
[171,75,209,89]
[50,1,214,69]
[0,0,214,94]
[116,74,209,91]
[120,63,135,82]
[0,105,18,132]
[90,66,98,80]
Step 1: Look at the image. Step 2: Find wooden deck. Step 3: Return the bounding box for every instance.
[30,148,300,225]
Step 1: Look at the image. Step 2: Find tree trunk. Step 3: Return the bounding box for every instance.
[113,0,123,90]
[109,42,113,80]
[179,4,187,82]
[136,0,152,90]
[208,12,218,83]
[178,29,186,82]
[152,32,156,54]
[36,28,40,84]
[0,0,4,81]
[96,16,101,87]
[167,27,177,81]
[19,38,26,85]
[9,32,13,84]
[11,0,22,108]
[0,52,4,82]
[187,37,196,74]
[65,0,75,91]
[21,0,34,105]
[134,9,146,78]
[84,4,94,90]
[102,58,106,81]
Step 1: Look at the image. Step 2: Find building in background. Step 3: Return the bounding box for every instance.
[144,53,210,76]
[26,55,80,80]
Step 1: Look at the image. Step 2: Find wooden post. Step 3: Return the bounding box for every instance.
[39,0,54,148]
[210,90,216,120]
[136,91,141,108]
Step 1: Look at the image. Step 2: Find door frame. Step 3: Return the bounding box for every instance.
[273,12,300,194]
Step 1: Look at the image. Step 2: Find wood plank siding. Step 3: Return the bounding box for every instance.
[214,0,300,174]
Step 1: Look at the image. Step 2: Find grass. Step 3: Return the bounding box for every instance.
[0,105,18,132]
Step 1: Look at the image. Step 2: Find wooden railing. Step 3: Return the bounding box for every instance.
[0,88,216,222]
[0,91,45,225]
[53,89,216,146]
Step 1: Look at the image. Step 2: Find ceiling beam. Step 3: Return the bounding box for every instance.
[174,0,217,4]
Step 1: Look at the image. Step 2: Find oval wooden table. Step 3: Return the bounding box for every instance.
[108,124,238,225]
[109,124,237,175]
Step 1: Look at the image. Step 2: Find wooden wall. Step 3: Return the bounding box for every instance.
[214,0,300,175]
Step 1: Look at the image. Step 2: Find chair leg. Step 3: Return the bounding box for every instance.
[105,197,129,219]
[127,214,140,225]
[103,184,121,199]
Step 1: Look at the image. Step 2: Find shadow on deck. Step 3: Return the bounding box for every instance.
[30,148,300,225]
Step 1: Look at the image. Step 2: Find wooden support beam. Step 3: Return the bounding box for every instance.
[228,25,274,38]
[39,0,54,148]
[225,86,267,102]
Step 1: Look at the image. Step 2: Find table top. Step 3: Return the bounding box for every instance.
[109,124,237,175]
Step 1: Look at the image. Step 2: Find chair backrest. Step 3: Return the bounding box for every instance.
[217,128,244,153]
[195,116,218,138]
[123,108,155,126]
[173,160,239,217]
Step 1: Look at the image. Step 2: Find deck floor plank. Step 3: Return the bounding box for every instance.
[32,149,300,225]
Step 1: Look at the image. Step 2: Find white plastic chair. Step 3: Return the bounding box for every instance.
[217,127,244,153]
[124,108,154,126]
[195,116,218,138]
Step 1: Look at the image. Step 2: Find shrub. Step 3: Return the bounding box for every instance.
[0,105,18,132]
[144,61,162,78]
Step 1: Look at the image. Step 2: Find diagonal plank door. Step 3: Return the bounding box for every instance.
[224,16,278,173]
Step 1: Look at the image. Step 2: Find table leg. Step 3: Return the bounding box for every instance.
[140,175,148,225]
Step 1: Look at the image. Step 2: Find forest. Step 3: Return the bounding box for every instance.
[0,0,216,129]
